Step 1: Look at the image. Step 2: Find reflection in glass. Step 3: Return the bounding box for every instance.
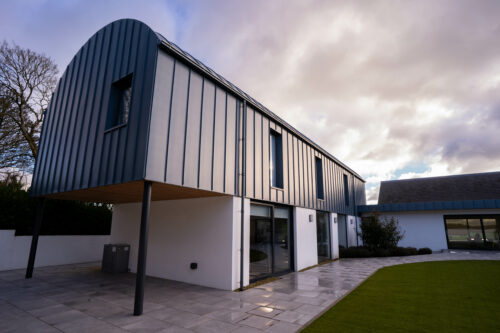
[274,216,289,272]
[338,214,348,248]
[446,219,468,248]
[250,204,291,281]
[316,212,331,262]
[483,218,500,247]
[467,219,483,243]
[445,216,500,250]
[250,215,272,281]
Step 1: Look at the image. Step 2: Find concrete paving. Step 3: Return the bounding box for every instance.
[1,250,499,332]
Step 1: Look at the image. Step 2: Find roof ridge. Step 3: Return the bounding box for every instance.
[381,171,500,183]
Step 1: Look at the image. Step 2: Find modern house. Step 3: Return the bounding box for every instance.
[28,19,366,315]
[359,172,500,251]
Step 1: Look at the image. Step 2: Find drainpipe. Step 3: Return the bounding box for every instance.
[239,100,247,291]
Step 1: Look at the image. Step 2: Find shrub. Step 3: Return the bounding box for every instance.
[406,247,418,255]
[390,247,408,256]
[373,248,390,257]
[389,247,417,256]
[340,246,372,258]
[418,247,432,255]
[359,214,404,249]
[0,183,112,235]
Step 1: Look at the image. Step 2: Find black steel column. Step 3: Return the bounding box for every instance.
[134,181,152,316]
[26,198,45,279]
[240,100,246,291]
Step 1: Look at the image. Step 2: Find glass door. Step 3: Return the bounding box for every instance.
[316,211,331,262]
[250,203,292,281]
[250,205,272,281]
[273,207,291,273]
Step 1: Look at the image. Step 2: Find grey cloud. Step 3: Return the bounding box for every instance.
[2,0,499,203]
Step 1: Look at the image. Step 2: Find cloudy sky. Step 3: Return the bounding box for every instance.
[2,0,499,203]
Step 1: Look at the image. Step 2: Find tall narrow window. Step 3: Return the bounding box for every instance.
[270,130,283,188]
[107,73,132,129]
[343,174,350,206]
[315,157,324,199]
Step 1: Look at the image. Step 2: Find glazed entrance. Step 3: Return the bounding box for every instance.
[249,203,292,281]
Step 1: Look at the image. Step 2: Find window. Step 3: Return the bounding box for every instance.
[444,215,500,250]
[107,73,132,129]
[270,130,283,188]
[315,157,324,199]
[343,174,349,206]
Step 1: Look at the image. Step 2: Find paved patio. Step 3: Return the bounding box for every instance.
[1,250,499,333]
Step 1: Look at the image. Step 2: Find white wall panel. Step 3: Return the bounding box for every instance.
[330,213,339,259]
[110,196,240,290]
[0,230,109,271]
[293,207,318,270]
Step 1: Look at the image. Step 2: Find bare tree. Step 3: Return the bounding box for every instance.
[0,41,58,174]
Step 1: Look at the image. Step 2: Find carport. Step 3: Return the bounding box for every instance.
[27,181,224,315]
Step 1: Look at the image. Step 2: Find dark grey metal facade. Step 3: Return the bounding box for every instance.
[32,19,158,196]
[31,18,366,215]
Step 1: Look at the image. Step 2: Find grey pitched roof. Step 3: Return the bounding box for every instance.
[378,171,500,204]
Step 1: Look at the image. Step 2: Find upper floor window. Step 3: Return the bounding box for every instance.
[107,73,132,129]
[343,174,350,206]
[315,157,324,199]
[270,130,283,188]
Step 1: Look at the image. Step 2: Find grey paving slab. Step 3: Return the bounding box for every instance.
[0,250,498,332]
[238,315,277,330]
[191,318,238,333]
[248,306,283,318]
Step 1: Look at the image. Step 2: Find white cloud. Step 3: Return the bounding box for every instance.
[2,0,499,203]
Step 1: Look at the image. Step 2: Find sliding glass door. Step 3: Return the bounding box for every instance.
[250,203,292,281]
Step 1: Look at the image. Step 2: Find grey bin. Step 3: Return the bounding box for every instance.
[102,244,130,273]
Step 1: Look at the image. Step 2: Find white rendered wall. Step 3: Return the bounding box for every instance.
[110,196,244,290]
[376,209,500,251]
[293,207,318,270]
[232,198,250,289]
[0,230,109,271]
[330,213,339,259]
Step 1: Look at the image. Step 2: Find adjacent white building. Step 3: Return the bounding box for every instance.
[359,172,500,252]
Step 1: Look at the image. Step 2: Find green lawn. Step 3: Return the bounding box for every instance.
[302,260,500,333]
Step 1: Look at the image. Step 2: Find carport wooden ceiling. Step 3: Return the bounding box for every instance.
[44,181,226,204]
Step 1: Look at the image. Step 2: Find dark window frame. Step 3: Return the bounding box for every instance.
[315,157,324,200]
[443,214,500,250]
[270,129,283,189]
[343,174,349,206]
[106,73,133,130]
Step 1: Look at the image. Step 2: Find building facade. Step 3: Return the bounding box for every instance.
[359,172,500,251]
[29,19,365,312]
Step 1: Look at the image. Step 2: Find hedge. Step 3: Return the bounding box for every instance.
[340,246,433,258]
[0,183,111,235]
